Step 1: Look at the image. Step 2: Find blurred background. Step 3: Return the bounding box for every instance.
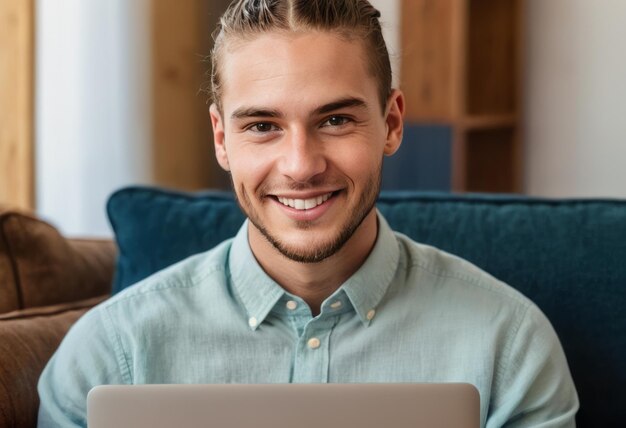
[1,0,626,236]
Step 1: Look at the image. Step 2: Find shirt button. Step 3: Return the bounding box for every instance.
[307,337,321,349]
[330,300,342,309]
[248,317,258,328]
[366,309,376,321]
[286,300,298,310]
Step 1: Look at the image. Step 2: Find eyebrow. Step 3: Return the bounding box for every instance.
[231,107,282,120]
[314,97,368,115]
[230,97,368,121]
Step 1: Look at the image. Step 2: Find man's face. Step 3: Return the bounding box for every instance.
[210,31,403,263]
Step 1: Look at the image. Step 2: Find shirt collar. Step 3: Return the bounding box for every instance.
[229,222,285,331]
[228,210,400,329]
[338,212,400,326]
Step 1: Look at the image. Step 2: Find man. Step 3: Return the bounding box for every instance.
[38,0,579,427]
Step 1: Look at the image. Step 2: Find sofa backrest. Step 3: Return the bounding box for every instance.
[0,207,116,313]
[108,187,626,426]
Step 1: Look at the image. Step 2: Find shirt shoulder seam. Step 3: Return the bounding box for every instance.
[405,257,530,307]
[96,260,228,384]
[102,262,227,307]
[98,305,133,384]
[494,303,534,399]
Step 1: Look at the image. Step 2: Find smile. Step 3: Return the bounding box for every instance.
[276,192,332,210]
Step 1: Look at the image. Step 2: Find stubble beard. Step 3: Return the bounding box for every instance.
[234,162,382,264]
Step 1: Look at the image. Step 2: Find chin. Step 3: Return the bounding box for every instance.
[260,219,364,263]
[269,240,342,264]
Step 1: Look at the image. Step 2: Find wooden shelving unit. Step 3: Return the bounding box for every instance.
[400,0,523,193]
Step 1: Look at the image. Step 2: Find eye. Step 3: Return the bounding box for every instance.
[322,115,351,127]
[248,122,278,133]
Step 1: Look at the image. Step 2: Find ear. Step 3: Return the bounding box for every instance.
[210,103,230,171]
[383,89,405,156]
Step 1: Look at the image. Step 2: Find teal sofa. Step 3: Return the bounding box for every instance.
[108,187,626,427]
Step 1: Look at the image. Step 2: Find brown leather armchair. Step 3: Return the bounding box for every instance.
[0,207,115,427]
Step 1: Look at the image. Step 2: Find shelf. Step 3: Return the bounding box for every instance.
[466,0,519,115]
[460,114,516,130]
[464,128,517,193]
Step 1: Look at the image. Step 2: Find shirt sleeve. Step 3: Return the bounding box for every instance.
[486,303,579,428]
[37,306,127,428]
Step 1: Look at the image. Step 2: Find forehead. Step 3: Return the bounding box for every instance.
[218,31,378,115]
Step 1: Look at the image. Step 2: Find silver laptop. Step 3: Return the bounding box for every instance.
[88,383,480,428]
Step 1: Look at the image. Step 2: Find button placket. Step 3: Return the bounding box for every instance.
[291,319,335,383]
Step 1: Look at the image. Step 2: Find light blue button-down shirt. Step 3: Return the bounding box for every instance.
[38,214,578,427]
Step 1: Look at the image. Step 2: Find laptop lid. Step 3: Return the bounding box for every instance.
[88,383,480,428]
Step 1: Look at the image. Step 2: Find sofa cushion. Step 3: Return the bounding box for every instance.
[107,186,626,426]
[0,296,106,428]
[107,186,245,294]
[0,208,116,313]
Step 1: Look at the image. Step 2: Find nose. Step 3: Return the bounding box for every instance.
[277,128,327,183]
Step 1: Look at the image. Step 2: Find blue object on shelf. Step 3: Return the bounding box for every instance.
[381,124,452,191]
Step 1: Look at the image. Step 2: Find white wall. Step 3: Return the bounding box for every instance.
[36,0,153,237]
[524,0,626,198]
[370,0,401,88]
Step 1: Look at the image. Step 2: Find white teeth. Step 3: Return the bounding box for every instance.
[277,192,333,211]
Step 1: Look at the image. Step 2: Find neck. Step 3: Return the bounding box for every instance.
[249,210,378,315]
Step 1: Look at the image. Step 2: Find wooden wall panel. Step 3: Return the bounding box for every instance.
[151,0,231,190]
[401,0,459,121]
[0,0,34,209]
